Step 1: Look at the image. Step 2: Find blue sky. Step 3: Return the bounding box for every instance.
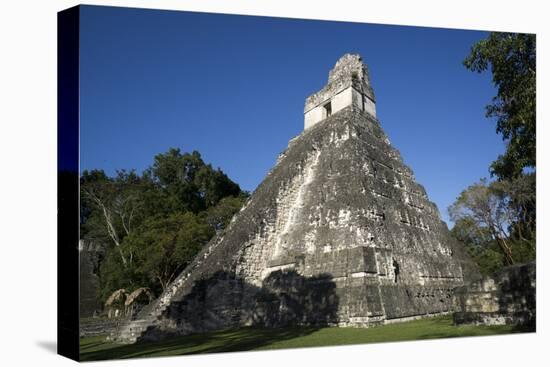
[79,5,503,226]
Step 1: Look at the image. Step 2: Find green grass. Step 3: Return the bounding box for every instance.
[80,315,531,361]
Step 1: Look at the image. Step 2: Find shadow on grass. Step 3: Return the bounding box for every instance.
[80,326,320,361]
[79,340,110,352]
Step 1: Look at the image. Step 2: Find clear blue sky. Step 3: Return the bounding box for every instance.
[79,5,503,226]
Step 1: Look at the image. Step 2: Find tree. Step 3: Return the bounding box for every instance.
[150,148,241,213]
[81,169,147,267]
[98,246,149,302]
[449,179,515,265]
[493,173,536,245]
[83,148,245,299]
[195,165,242,208]
[451,217,505,276]
[122,212,214,292]
[449,177,535,268]
[464,32,536,179]
[202,195,248,233]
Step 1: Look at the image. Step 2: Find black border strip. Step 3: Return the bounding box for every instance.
[57,5,80,361]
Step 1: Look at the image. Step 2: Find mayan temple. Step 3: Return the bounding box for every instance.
[114,54,478,343]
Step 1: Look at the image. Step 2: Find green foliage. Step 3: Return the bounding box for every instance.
[150,148,241,213]
[451,217,504,275]
[464,32,536,179]
[202,195,248,232]
[471,247,505,276]
[80,169,109,240]
[98,247,149,302]
[122,213,214,292]
[82,148,246,301]
[449,177,535,273]
[493,173,536,245]
[450,217,493,249]
[81,169,151,241]
[509,239,536,265]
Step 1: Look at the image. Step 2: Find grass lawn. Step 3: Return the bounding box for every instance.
[80,315,531,361]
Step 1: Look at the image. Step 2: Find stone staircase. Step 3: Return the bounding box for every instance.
[110,228,234,343]
[110,302,167,343]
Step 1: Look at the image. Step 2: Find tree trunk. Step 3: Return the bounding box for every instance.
[497,236,515,265]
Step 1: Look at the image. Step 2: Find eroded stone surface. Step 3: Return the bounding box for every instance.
[113,54,478,343]
[305,54,376,129]
[453,262,535,327]
[79,240,104,318]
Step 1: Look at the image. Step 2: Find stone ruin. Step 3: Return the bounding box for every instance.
[105,289,127,319]
[104,288,154,319]
[113,54,478,343]
[79,239,104,318]
[80,287,154,338]
[453,261,535,327]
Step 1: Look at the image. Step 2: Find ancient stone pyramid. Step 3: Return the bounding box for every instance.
[115,54,477,343]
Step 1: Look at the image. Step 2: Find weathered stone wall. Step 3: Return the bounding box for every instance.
[80,318,121,338]
[453,262,535,327]
[304,54,376,130]
[79,240,104,318]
